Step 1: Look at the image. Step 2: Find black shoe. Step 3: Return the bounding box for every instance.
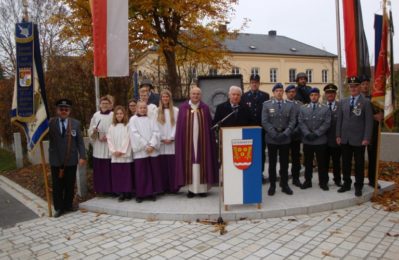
[301,181,312,189]
[187,192,195,198]
[334,181,343,187]
[281,186,293,195]
[268,185,276,196]
[64,207,78,213]
[355,188,362,197]
[368,183,381,189]
[320,184,329,191]
[337,186,351,193]
[151,195,157,201]
[53,210,63,218]
[199,193,207,198]
[292,179,302,187]
[118,194,125,202]
[136,197,143,203]
[125,194,132,201]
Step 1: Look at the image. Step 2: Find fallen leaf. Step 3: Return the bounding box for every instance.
[386,232,399,237]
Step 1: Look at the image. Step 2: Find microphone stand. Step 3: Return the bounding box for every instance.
[211,108,238,227]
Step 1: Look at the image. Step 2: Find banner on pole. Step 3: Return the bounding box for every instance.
[11,22,49,152]
[222,126,262,206]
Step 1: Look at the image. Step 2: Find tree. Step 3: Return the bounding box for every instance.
[59,0,239,98]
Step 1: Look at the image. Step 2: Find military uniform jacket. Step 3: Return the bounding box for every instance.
[326,101,340,147]
[49,117,87,167]
[294,85,312,104]
[242,90,270,125]
[261,99,295,145]
[336,95,373,146]
[299,103,331,145]
[286,99,302,140]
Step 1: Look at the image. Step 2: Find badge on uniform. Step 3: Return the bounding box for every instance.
[269,108,275,113]
[71,130,77,137]
[352,104,362,116]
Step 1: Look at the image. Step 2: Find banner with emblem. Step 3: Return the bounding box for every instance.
[11,22,49,152]
[222,127,262,206]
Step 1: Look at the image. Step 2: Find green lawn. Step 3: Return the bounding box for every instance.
[0,148,16,172]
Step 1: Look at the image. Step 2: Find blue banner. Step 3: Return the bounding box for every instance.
[15,22,34,121]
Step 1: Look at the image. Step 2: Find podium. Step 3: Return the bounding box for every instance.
[221,126,262,209]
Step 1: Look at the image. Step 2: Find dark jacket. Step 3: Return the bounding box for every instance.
[241,90,270,125]
[294,85,312,104]
[213,101,255,127]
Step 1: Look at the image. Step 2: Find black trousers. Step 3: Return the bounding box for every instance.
[51,166,77,211]
[325,145,341,183]
[341,144,365,189]
[267,143,289,186]
[303,144,328,186]
[261,129,266,173]
[289,140,301,180]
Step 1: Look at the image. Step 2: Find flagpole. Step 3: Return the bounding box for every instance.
[40,142,53,217]
[335,0,343,98]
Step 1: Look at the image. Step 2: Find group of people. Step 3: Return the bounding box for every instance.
[48,72,379,218]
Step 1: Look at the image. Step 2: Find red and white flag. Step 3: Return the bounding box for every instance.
[91,0,129,77]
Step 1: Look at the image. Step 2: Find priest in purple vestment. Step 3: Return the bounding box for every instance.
[174,87,218,198]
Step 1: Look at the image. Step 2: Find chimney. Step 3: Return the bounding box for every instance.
[268,30,277,36]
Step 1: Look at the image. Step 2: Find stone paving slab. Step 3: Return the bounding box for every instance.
[1,202,398,259]
[80,174,395,221]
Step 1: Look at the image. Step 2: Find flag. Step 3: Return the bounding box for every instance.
[372,7,396,130]
[342,0,371,78]
[11,22,49,152]
[91,0,129,77]
[222,127,262,205]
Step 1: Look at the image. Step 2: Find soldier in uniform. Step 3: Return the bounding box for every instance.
[359,75,381,188]
[294,72,312,104]
[324,84,342,187]
[242,74,270,182]
[49,99,86,218]
[262,83,295,196]
[336,76,373,197]
[298,88,331,190]
[285,84,303,187]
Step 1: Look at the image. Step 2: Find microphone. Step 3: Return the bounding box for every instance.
[232,105,240,113]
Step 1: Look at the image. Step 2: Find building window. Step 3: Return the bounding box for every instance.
[232,67,240,75]
[322,70,328,83]
[289,69,296,82]
[251,67,259,76]
[306,69,313,83]
[270,68,277,83]
[209,68,217,76]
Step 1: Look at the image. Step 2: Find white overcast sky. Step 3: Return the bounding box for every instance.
[229,0,398,66]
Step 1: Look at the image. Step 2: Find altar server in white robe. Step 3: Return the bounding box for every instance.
[88,96,113,194]
[129,101,163,203]
[107,106,134,202]
[156,89,179,193]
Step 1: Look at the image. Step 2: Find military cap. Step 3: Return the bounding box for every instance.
[285,84,296,92]
[55,98,72,107]
[139,78,153,88]
[272,83,284,92]
[323,84,338,93]
[249,74,260,82]
[347,76,360,85]
[309,88,320,94]
[359,74,370,83]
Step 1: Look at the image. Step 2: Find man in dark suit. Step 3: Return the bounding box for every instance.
[262,83,296,195]
[336,76,373,197]
[294,72,312,104]
[49,99,86,217]
[213,86,255,127]
[241,74,270,181]
[140,79,160,106]
[324,84,342,187]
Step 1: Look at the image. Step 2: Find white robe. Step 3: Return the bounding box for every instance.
[157,107,179,155]
[147,104,158,121]
[106,123,133,163]
[88,111,113,159]
[128,115,160,159]
[188,101,208,194]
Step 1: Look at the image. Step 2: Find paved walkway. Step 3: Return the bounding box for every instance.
[0,202,398,259]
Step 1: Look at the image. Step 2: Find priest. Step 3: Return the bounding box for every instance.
[174,87,218,198]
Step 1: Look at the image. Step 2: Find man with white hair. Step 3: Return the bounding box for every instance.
[213,85,255,127]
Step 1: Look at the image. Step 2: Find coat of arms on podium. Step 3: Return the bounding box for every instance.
[231,139,253,170]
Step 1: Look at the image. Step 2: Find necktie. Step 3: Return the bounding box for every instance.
[277,101,281,109]
[328,103,332,111]
[350,97,355,108]
[61,119,66,137]
[312,103,316,111]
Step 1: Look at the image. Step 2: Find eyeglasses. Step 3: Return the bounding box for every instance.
[59,108,70,112]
